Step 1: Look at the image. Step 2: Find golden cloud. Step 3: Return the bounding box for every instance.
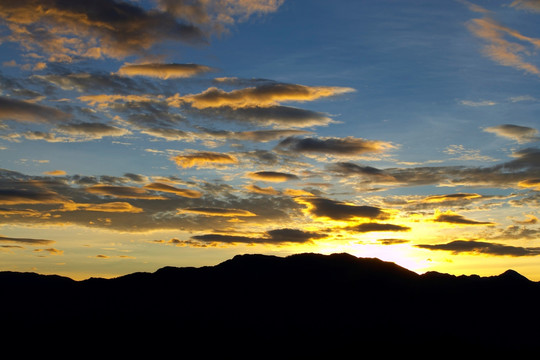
[117,63,215,79]
[144,182,202,198]
[171,151,238,168]
[247,171,299,182]
[178,207,256,217]
[85,185,167,200]
[177,83,355,109]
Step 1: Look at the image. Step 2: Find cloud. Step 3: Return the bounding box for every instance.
[327,162,396,181]
[0,235,55,245]
[171,151,238,168]
[177,83,355,109]
[0,96,70,123]
[190,227,325,245]
[276,136,394,157]
[245,184,280,195]
[144,182,202,198]
[247,171,299,182]
[377,238,410,245]
[432,210,495,225]
[86,185,167,200]
[510,0,540,12]
[187,105,334,128]
[56,122,131,139]
[117,63,215,79]
[415,240,540,256]
[178,207,256,217]
[421,193,483,203]
[0,0,205,61]
[347,222,411,233]
[296,197,387,221]
[459,100,497,107]
[518,178,540,190]
[467,16,540,75]
[43,170,67,176]
[484,124,539,143]
[78,202,144,213]
[217,129,312,142]
[513,214,538,225]
[0,188,66,205]
[34,247,63,255]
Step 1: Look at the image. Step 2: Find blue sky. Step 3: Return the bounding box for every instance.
[1,0,540,279]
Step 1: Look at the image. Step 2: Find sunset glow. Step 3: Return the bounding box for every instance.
[1,0,540,280]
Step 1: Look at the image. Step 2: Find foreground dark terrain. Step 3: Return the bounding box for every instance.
[2,253,539,354]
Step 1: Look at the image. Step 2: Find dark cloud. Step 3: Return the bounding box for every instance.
[348,222,411,233]
[0,188,66,205]
[484,124,539,143]
[433,212,495,225]
[0,235,55,245]
[186,105,334,128]
[296,197,386,221]
[191,228,325,245]
[86,185,167,199]
[0,96,71,123]
[0,0,205,60]
[377,238,410,245]
[276,136,394,156]
[415,240,540,256]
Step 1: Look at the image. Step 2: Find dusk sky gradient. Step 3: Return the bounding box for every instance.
[1,0,540,280]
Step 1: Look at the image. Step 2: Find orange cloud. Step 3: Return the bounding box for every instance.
[175,83,355,109]
[247,171,299,182]
[178,207,256,217]
[144,182,202,198]
[518,178,540,190]
[43,170,67,176]
[117,63,215,79]
[244,184,280,195]
[171,151,238,168]
[421,193,482,203]
[467,17,540,75]
[82,202,144,213]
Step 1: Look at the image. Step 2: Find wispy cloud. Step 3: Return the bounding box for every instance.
[484,124,539,143]
[467,15,540,75]
[117,63,215,79]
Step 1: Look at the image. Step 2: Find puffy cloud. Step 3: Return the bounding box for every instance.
[117,63,215,79]
[347,222,411,233]
[177,83,355,109]
[190,227,326,245]
[276,136,394,157]
[432,210,495,225]
[484,124,539,143]
[171,151,238,168]
[0,235,55,245]
[296,197,387,221]
[144,182,202,198]
[0,0,204,61]
[178,207,256,217]
[415,240,540,256]
[247,171,299,182]
[0,96,70,123]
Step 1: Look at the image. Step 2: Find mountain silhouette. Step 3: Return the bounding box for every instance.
[2,252,539,355]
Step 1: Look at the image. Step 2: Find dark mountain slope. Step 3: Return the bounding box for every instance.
[2,253,539,354]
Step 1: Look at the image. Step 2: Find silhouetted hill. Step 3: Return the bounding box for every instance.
[2,253,539,355]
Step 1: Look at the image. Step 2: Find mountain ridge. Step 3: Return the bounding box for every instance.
[2,252,539,354]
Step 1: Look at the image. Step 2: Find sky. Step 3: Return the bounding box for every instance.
[1,0,540,280]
